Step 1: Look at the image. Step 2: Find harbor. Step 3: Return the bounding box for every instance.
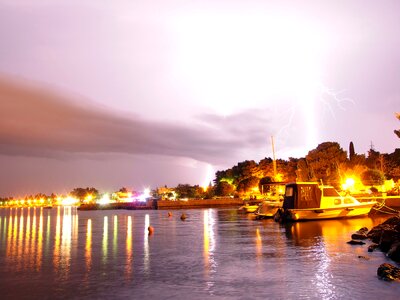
[1,206,400,299]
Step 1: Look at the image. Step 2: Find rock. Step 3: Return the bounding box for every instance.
[366,217,400,253]
[368,223,400,242]
[357,227,369,234]
[347,240,366,245]
[382,216,400,227]
[379,229,400,252]
[368,243,379,252]
[387,242,400,262]
[358,255,370,260]
[351,233,368,240]
[368,224,395,244]
[377,263,400,281]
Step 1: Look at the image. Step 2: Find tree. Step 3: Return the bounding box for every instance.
[349,141,355,161]
[276,158,298,182]
[242,160,261,178]
[214,181,235,196]
[118,187,129,193]
[296,158,313,182]
[258,157,274,178]
[236,176,260,195]
[305,142,347,187]
[347,153,366,168]
[366,148,381,169]
[70,187,99,202]
[395,113,400,138]
[174,184,204,199]
[360,169,385,186]
[382,149,400,181]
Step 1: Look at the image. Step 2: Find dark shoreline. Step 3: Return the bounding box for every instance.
[78,197,245,211]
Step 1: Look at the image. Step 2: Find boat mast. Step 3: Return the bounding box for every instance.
[271,136,277,181]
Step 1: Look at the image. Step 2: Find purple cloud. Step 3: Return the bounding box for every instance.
[0,77,273,164]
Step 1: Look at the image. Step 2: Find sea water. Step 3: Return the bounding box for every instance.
[0,207,399,299]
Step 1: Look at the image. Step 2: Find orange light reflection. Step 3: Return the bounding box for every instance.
[102,216,108,264]
[125,215,133,281]
[85,219,92,273]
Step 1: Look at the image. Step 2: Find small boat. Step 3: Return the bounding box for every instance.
[255,200,282,219]
[255,182,287,219]
[239,203,259,213]
[274,182,377,222]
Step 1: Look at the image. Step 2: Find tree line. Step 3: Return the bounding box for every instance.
[212,141,400,197]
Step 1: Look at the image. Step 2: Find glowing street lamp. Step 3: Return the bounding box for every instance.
[61,196,79,206]
[342,178,355,192]
[85,194,93,203]
[98,194,111,205]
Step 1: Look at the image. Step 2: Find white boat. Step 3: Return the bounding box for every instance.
[239,203,260,213]
[254,182,286,219]
[274,182,377,221]
[254,200,282,219]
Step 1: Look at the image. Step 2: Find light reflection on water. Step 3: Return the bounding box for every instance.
[113,215,118,258]
[203,209,217,293]
[0,207,399,299]
[103,215,108,265]
[85,218,92,277]
[125,215,132,281]
[144,214,150,274]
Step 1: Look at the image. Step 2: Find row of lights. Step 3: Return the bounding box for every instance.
[1,188,152,208]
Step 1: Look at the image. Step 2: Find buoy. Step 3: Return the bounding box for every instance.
[168,212,172,217]
[148,226,154,235]
[180,213,187,221]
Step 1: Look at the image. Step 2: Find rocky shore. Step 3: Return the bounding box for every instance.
[349,216,400,281]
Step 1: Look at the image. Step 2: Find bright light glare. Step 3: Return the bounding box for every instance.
[173,14,324,115]
[137,188,151,202]
[202,164,214,191]
[98,194,111,205]
[173,13,327,151]
[143,188,151,198]
[61,196,78,206]
[342,178,356,191]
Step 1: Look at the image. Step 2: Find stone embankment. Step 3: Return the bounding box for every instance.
[156,197,244,209]
[349,216,400,281]
[78,198,245,210]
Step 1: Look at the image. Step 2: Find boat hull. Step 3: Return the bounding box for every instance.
[239,204,259,213]
[282,202,377,221]
[255,201,282,219]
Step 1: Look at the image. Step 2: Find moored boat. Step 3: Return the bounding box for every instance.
[275,182,377,222]
[239,203,259,213]
[254,182,287,219]
[255,200,282,219]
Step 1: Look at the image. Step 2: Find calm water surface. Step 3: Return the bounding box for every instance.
[0,207,399,299]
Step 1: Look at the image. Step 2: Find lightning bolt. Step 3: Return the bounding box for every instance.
[318,84,355,119]
[275,83,355,154]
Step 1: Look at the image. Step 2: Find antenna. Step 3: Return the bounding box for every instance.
[370,141,375,151]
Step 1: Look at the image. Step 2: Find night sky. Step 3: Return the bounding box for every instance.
[0,1,399,196]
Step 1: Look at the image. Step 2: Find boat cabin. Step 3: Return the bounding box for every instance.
[282,182,358,210]
[282,182,322,209]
